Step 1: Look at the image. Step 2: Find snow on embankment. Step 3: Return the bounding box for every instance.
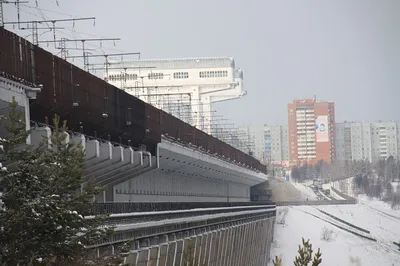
[290,181,318,200]
[269,204,400,266]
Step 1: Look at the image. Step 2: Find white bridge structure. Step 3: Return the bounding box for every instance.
[0,75,267,203]
[105,57,246,136]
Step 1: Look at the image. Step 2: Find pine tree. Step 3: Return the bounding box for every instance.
[293,238,322,266]
[272,255,282,266]
[0,99,113,265]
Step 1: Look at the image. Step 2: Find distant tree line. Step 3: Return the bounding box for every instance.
[351,156,400,207]
[290,160,341,182]
[290,157,400,208]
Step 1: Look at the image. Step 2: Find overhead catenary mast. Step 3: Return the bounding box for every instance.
[4,17,96,45]
[67,52,140,76]
[38,37,121,64]
[0,0,29,28]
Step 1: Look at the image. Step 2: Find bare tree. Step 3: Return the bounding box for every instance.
[277,207,289,225]
[321,227,334,241]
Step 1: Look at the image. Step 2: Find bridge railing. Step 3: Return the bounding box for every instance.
[88,201,275,215]
[92,205,277,248]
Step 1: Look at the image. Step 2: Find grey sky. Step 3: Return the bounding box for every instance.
[4,0,400,126]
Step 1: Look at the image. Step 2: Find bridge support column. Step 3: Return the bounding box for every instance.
[158,243,168,266]
[175,239,185,266]
[136,247,149,266]
[118,215,276,266]
[166,240,176,265]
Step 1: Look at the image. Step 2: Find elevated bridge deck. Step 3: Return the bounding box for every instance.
[88,202,276,266]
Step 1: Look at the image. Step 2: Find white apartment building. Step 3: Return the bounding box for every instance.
[335,121,399,162]
[248,120,399,166]
[245,125,289,165]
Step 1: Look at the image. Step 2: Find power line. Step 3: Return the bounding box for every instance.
[0,0,29,27]
[4,16,96,24]
[67,52,140,75]
[4,17,96,45]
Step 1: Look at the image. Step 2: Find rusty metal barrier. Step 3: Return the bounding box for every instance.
[1,27,266,173]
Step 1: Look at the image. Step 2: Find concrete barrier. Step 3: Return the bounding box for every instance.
[276,199,356,206]
[331,187,357,201]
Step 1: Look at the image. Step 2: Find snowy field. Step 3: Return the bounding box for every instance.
[268,197,400,266]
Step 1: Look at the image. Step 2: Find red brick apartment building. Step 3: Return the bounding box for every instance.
[287,99,336,166]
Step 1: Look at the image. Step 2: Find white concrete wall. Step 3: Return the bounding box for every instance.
[0,76,40,143]
[110,216,276,266]
[114,171,250,202]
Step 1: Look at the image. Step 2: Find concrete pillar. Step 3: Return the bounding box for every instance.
[202,232,211,265]
[124,250,138,266]
[30,126,51,148]
[193,234,202,264]
[218,229,226,266]
[232,225,240,266]
[175,239,184,266]
[166,241,176,266]
[244,223,251,265]
[258,221,265,265]
[148,245,159,266]
[158,243,168,266]
[206,231,216,266]
[136,248,149,266]
[212,229,221,266]
[70,133,85,149]
[240,223,249,266]
[198,233,207,265]
[249,221,257,265]
[85,139,100,160]
[225,226,234,266]
[221,228,228,266]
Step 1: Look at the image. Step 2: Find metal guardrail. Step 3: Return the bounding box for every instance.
[91,205,276,227]
[94,207,277,247]
[89,201,275,215]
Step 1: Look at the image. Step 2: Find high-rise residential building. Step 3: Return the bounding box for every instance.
[335,121,399,163]
[287,99,336,165]
[246,125,266,162]
[246,119,399,167]
[244,125,289,166]
[335,123,352,162]
[264,125,289,166]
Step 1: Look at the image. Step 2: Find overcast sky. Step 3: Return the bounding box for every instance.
[4,0,400,126]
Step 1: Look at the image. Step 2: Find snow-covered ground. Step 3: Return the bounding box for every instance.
[269,191,400,266]
[290,181,318,200]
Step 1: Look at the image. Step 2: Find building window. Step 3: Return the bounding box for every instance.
[128,74,138,80]
[173,72,189,79]
[148,73,164,79]
[199,70,228,78]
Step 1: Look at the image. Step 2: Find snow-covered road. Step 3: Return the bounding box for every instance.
[268,198,400,266]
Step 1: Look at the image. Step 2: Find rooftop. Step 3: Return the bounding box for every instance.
[111,57,236,70]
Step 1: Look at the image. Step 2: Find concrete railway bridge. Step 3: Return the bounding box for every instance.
[0,27,276,265]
